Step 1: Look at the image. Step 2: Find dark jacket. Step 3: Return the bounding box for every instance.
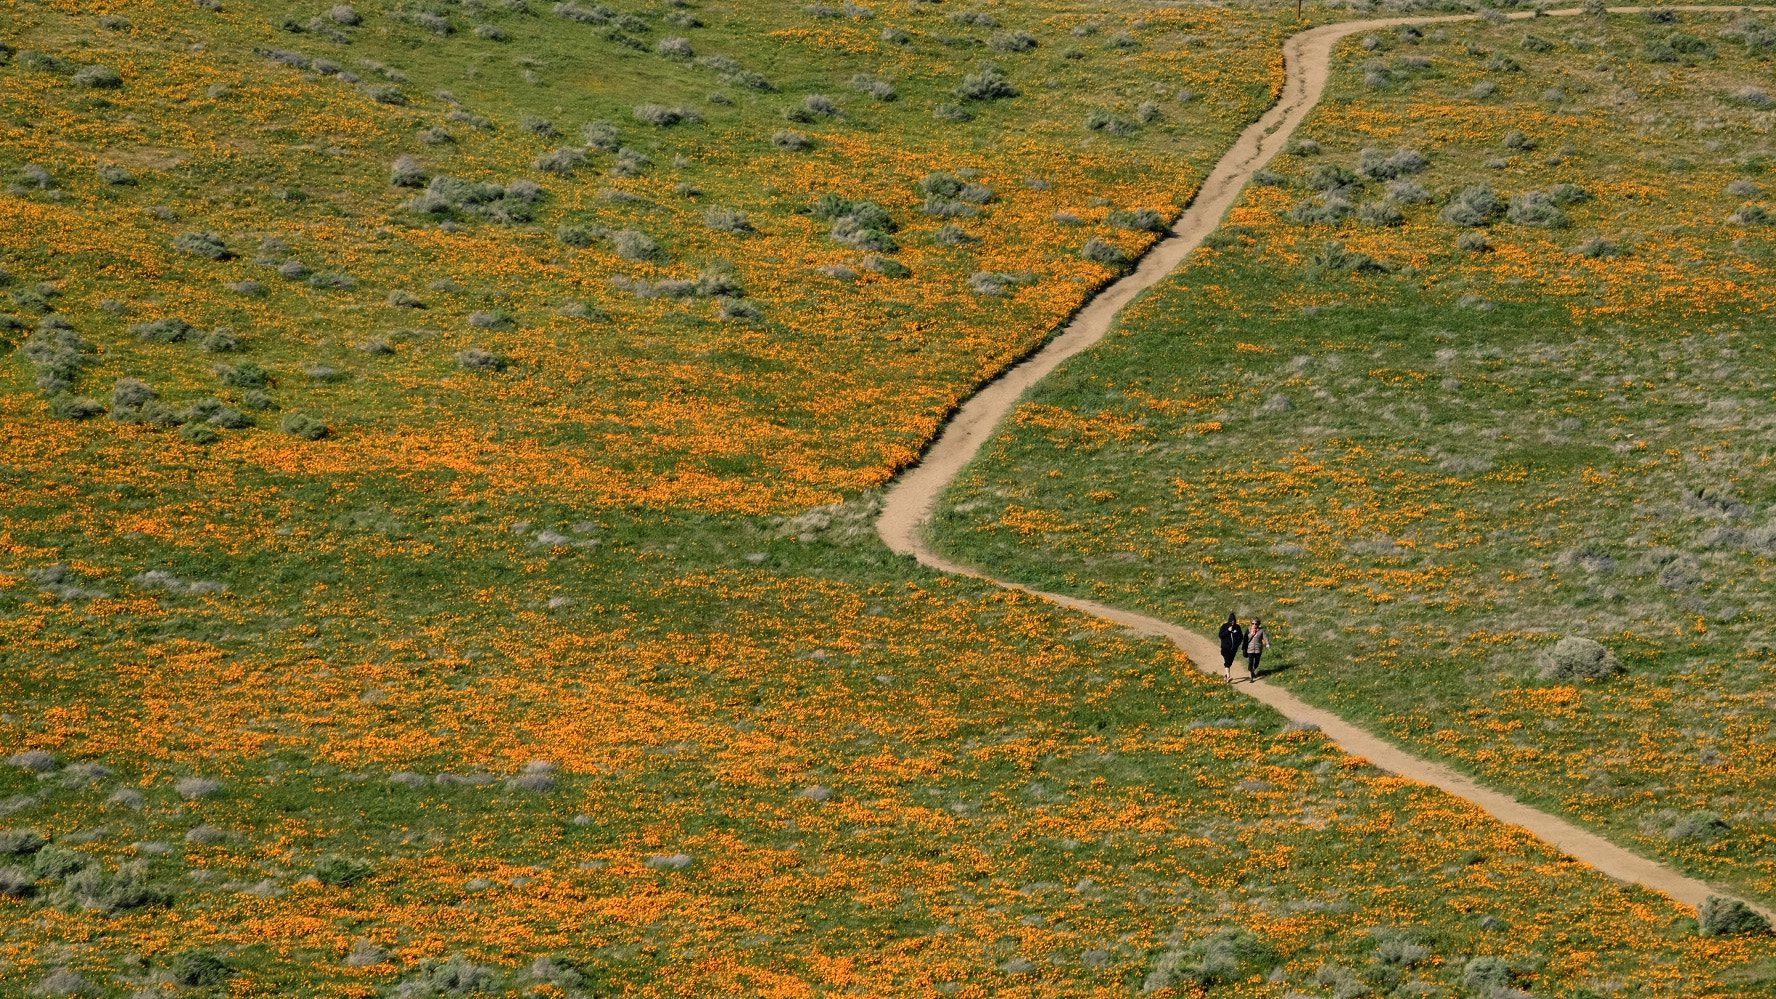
[1218,622,1245,653]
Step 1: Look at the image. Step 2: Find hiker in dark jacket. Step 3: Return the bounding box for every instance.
[1218,613,1245,682]
[1244,618,1270,680]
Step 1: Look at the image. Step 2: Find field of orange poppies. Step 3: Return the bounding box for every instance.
[2,0,1772,994]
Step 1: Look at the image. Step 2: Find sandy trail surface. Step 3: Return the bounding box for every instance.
[877,6,1776,919]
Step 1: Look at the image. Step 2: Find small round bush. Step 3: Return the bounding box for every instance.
[988,30,1038,53]
[172,232,232,261]
[390,156,428,188]
[468,310,515,330]
[1462,956,1511,990]
[313,855,374,887]
[1358,199,1404,227]
[611,230,662,261]
[1080,237,1128,266]
[1537,636,1621,681]
[634,104,695,127]
[170,950,233,987]
[534,147,587,175]
[179,422,220,445]
[49,395,106,421]
[772,129,811,151]
[280,413,329,440]
[956,64,1019,101]
[1442,185,1502,227]
[705,207,754,233]
[456,347,509,372]
[557,224,599,248]
[73,65,122,89]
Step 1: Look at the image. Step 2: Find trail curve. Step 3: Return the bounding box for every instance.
[877,6,1776,920]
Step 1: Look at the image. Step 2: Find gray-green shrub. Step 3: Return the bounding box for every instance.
[280,413,329,440]
[956,64,1018,101]
[1699,896,1770,937]
[1442,184,1503,226]
[1536,636,1621,680]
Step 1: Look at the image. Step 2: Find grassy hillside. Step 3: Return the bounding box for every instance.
[933,7,1776,907]
[2,0,1774,995]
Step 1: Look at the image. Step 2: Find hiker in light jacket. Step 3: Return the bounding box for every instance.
[1217,612,1245,682]
[1244,617,1270,680]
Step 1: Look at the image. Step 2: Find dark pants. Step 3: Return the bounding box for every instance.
[1246,652,1262,677]
[1222,650,1237,669]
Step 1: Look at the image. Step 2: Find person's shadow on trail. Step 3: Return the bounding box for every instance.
[1244,657,1297,682]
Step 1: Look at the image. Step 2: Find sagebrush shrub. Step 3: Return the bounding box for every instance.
[772,129,811,150]
[989,30,1038,52]
[111,378,157,411]
[1357,147,1428,180]
[1387,178,1431,204]
[968,271,1033,295]
[362,83,407,106]
[1085,110,1136,136]
[73,65,122,88]
[1463,956,1511,990]
[1291,191,1353,224]
[584,120,620,151]
[534,147,587,175]
[1507,189,1568,227]
[172,232,231,260]
[131,317,194,343]
[705,207,754,233]
[393,955,501,998]
[1537,636,1621,680]
[1311,240,1383,272]
[850,73,896,100]
[456,347,509,372]
[1144,930,1277,991]
[1080,237,1128,266]
[1358,199,1404,227]
[1729,203,1770,226]
[611,229,663,261]
[956,64,1018,101]
[1107,208,1166,232]
[718,298,762,320]
[634,104,696,127]
[215,362,269,388]
[1699,896,1770,937]
[1571,236,1621,258]
[390,156,428,187]
[934,224,976,245]
[1442,184,1503,226]
[280,413,328,440]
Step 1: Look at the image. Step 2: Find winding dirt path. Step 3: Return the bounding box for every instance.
[879,7,1775,919]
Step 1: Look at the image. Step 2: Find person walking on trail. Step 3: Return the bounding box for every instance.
[1244,617,1270,680]
[1218,613,1245,682]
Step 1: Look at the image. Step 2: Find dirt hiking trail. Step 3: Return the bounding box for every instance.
[878,6,1776,920]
